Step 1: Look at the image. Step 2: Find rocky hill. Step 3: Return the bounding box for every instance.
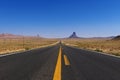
[69,32,79,38]
[112,35,120,40]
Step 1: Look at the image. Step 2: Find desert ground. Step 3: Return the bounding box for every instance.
[0,37,58,54]
[63,38,120,56]
[1,36,120,56]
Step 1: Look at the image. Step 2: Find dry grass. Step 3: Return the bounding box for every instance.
[63,39,120,56]
[0,38,58,54]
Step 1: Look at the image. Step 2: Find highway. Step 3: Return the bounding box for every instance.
[0,43,120,80]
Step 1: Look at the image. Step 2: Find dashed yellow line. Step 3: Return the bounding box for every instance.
[53,46,62,80]
[64,55,70,66]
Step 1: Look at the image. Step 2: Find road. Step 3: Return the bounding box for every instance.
[0,43,120,80]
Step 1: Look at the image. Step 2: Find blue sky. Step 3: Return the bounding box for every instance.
[0,0,120,38]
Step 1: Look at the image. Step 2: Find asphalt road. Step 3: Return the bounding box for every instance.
[62,45,120,80]
[0,43,120,80]
[0,44,59,80]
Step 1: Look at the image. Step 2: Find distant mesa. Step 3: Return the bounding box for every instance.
[69,32,79,38]
[0,33,14,37]
[112,35,120,40]
[0,33,21,38]
[0,33,43,38]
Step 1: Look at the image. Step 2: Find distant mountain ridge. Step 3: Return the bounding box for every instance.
[0,33,117,39]
[0,33,23,38]
[0,33,43,38]
[90,36,115,39]
[0,33,15,37]
[67,32,116,39]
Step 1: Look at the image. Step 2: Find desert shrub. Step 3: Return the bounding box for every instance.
[95,49,103,52]
[25,47,31,50]
[109,48,113,51]
[113,53,120,56]
[83,47,86,49]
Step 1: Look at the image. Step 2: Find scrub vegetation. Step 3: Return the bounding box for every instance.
[0,37,58,54]
[63,39,120,56]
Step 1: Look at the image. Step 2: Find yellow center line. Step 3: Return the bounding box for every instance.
[64,55,70,66]
[53,46,62,80]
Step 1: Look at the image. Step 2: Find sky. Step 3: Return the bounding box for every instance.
[0,0,120,38]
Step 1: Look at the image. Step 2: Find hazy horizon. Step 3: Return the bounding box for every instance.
[0,0,120,38]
